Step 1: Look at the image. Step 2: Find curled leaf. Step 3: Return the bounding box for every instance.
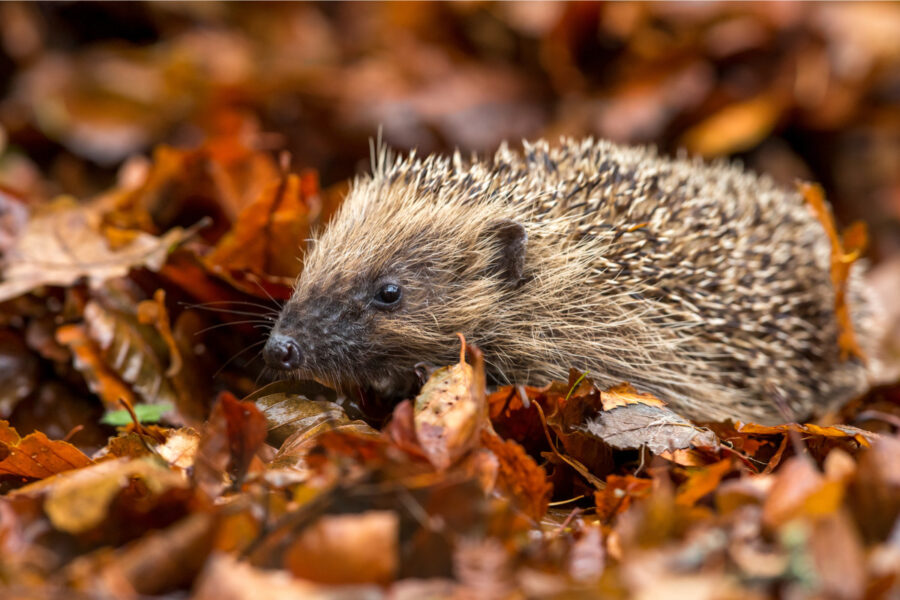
[414,334,487,470]
[245,379,340,447]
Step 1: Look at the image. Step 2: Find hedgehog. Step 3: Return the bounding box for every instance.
[262,138,876,424]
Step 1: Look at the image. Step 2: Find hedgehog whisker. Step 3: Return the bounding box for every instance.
[195,320,275,336]
[187,306,278,320]
[249,279,285,311]
[215,339,267,378]
[182,299,281,312]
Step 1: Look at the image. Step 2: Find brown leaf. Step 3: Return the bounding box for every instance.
[271,421,383,474]
[14,457,188,535]
[93,512,215,596]
[194,392,267,496]
[55,323,137,409]
[762,457,840,529]
[568,523,605,583]
[0,197,198,302]
[0,420,92,480]
[284,510,399,585]
[105,428,200,471]
[136,289,182,378]
[385,400,429,459]
[256,382,382,472]
[81,298,181,410]
[0,330,39,417]
[847,434,900,542]
[810,511,867,600]
[799,181,867,361]
[245,379,342,447]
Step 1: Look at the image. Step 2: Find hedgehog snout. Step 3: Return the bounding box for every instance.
[263,333,303,371]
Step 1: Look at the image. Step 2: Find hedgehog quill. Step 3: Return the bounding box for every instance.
[263,138,877,424]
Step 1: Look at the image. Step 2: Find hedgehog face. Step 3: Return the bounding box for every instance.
[264,263,425,395]
[263,179,529,398]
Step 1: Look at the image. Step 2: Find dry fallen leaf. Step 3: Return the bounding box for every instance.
[0,197,198,302]
[206,171,321,280]
[761,457,843,529]
[91,512,215,596]
[481,430,552,521]
[14,457,188,534]
[599,382,667,411]
[78,300,179,409]
[246,379,342,447]
[56,322,138,410]
[799,181,867,362]
[136,289,182,378]
[809,511,867,600]
[736,421,876,448]
[414,335,487,471]
[568,523,605,583]
[675,457,734,507]
[594,474,653,522]
[584,402,719,454]
[194,392,267,497]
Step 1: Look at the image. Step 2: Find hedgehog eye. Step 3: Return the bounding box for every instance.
[374,283,402,308]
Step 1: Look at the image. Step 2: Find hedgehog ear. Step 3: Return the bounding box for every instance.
[485,219,527,286]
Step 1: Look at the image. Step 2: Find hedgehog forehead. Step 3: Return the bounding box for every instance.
[303,181,494,280]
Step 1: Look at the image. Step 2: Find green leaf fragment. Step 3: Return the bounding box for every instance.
[101,402,174,426]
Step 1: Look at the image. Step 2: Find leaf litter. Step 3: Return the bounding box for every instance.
[0,4,899,599]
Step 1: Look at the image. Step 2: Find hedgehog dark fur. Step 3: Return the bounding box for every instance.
[264,138,874,424]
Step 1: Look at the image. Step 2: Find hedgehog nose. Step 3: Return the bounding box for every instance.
[263,334,303,370]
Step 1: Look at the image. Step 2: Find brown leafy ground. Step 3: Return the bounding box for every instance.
[0,3,899,599]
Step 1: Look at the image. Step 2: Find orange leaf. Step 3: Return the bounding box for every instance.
[206,171,321,280]
[681,92,783,157]
[594,474,653,522]
[137,289,182,377]
[481,430,552,521]
[799,181,867,362]
[599,382,666,411]
[55,323,136,409]
[675,457,734,507]
[736,421,875,448]
[762,457,828,528]
[0,420,92,480]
